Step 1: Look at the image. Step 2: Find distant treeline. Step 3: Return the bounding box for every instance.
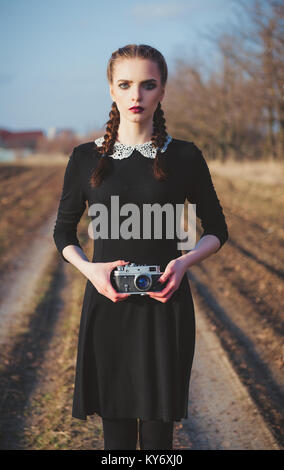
[164,0,284,161]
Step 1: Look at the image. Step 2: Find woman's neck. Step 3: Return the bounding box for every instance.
[116,119,154,146]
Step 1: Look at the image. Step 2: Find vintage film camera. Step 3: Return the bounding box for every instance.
[111,263,166,295]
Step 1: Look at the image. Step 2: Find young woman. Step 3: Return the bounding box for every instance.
[53,44,229,450]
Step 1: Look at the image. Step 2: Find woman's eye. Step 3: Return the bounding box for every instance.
[118,83,156,90]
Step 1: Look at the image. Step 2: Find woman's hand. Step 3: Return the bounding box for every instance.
[147,257,188,303]
[84,260,131,303]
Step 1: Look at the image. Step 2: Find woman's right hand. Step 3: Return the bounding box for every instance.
[84,259,131,303]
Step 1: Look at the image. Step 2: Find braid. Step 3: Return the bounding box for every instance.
[151,101,168,181]
[100,101,120,156]
[90,102,120,188]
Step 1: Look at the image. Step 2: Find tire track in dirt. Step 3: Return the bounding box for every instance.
[187,165,284,446]
[0,211,67,449]
[0,165,30,183]
[0,169,59,216]
[181,292,280,450]
[0,258,65,450]
[188,270,284,446]
[188,224,284,444]
[225,207,284,245]
[226,268,284,336]
[0,212,59,344]
[228,238,284,281]
[194,224,283,341]
[224,208,284,279]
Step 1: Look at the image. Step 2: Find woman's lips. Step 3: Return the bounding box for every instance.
[129,106,144,113]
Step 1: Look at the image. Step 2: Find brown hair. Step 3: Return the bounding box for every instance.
[90,44,169,188]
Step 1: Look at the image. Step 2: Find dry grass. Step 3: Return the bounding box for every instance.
[209,157,284,186]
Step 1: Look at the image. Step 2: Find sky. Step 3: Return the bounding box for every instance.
[0,0,243,136]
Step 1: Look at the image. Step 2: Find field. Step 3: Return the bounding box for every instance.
[0,155,283,450]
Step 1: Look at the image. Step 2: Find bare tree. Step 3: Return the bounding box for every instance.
[164,0,284,161]
[217,0,284,159]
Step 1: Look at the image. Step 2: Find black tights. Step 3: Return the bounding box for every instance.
[102,417,174,450]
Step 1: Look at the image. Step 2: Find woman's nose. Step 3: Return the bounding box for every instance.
[131,86,142,101]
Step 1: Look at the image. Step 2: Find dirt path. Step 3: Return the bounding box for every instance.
[0,212,57,346]
[178,291,280,450]
[0,210,281,450]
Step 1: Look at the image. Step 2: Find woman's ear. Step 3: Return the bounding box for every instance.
[109,85,115,102]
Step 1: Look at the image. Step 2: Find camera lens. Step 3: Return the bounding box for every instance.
[135,274,151,291]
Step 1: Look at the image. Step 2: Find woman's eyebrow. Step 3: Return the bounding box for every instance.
[117,78,157,83]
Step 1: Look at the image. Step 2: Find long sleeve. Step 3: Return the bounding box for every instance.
[53,147,87,263]
[186,144,229,252]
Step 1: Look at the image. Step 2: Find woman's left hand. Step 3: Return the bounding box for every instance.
[147,257,188,303]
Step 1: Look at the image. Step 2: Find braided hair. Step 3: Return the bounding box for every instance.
[90,44,169,188]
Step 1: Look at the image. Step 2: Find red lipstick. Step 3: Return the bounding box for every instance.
[129,106,144,113]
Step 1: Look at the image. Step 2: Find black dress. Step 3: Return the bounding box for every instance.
[53,136,228,423]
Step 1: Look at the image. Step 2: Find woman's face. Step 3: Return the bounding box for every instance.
[109,58,165,123]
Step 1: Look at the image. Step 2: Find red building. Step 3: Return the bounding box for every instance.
[0,128,45,150]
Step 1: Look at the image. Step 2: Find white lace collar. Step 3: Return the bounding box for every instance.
[94,134,172,159]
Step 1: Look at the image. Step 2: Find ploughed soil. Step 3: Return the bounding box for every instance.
[0,157,283,450]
